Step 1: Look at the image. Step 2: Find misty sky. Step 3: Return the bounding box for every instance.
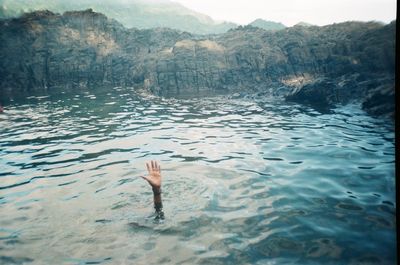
[173,0,397,26]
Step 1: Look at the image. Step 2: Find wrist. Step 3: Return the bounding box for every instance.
[152,186,161,195]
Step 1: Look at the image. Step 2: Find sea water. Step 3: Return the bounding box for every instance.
[0,87,396,264]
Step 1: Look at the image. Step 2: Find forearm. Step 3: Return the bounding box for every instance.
[153,187,162,208]
[152,187,164,219]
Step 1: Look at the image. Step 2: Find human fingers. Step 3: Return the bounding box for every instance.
[154,161,159,172]
[151,160,156,171]
[153,161,161,173]
[146,162,151,173]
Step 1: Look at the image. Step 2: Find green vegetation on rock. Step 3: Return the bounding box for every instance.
[0,0,237,34]
[248,19,286,31]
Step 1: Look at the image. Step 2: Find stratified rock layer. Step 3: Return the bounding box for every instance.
[0,10,396,117]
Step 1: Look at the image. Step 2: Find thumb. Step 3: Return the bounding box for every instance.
[140,175,149,181]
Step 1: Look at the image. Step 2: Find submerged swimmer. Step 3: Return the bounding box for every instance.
[141,160,164,220]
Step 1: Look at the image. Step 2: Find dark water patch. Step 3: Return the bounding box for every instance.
[4,239,21,245]
[93,160,129,170]
[95,187,107,193]
[239,169,271,177]
[382,200,394,206]
[252,236,304,257]
[289,161,303,164]
[95,219,112,224]
[351,255,382,264]
[117,178,134,186]
[365,215,394,228]
[111,202,130,210]
[65,257,112,265]
[0,176,46,190]
[170,154,207,162]
[0,172,17,177]
[358,166,375,169]
[0,256,34,264]
[377,205,395,215]
[335,203,363,211]
[263,157,284,161]
[58,180,78,187]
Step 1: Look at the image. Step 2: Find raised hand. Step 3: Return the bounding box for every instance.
[140,160,164,219]
[141,160,162,190]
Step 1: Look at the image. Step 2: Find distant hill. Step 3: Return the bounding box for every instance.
[0,0,237,34]
[248,19,286,31]
[294,21,314,27]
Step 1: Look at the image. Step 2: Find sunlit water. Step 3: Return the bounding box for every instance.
[0,87,396,264]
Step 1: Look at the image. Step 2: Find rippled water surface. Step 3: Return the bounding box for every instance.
[0,87,396,264]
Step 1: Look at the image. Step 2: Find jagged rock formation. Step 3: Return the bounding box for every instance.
[0,10,396,117]
[285,22,395,117]
[0,0,237,34]
[0,10,191,91]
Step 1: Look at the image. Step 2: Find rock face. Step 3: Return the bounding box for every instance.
[0,10,396,117]
[362,81,395,118]
[0,0,237,35]
[284,22,396,117]
[0,10,191,91]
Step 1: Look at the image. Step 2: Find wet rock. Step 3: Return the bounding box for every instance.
[285,73,394,117]
[362,81,395,118]
[286,78,340,109]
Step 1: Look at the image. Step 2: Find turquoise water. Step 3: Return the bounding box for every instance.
[0,87,396,264]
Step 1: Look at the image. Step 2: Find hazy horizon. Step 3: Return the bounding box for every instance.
[172,0,397,26]
[0,0,396,27]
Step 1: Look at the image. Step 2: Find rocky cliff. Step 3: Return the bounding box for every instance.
[0,0,237,34]
[0,10,396,117]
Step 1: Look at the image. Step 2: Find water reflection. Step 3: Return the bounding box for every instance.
[0,86,396,264]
